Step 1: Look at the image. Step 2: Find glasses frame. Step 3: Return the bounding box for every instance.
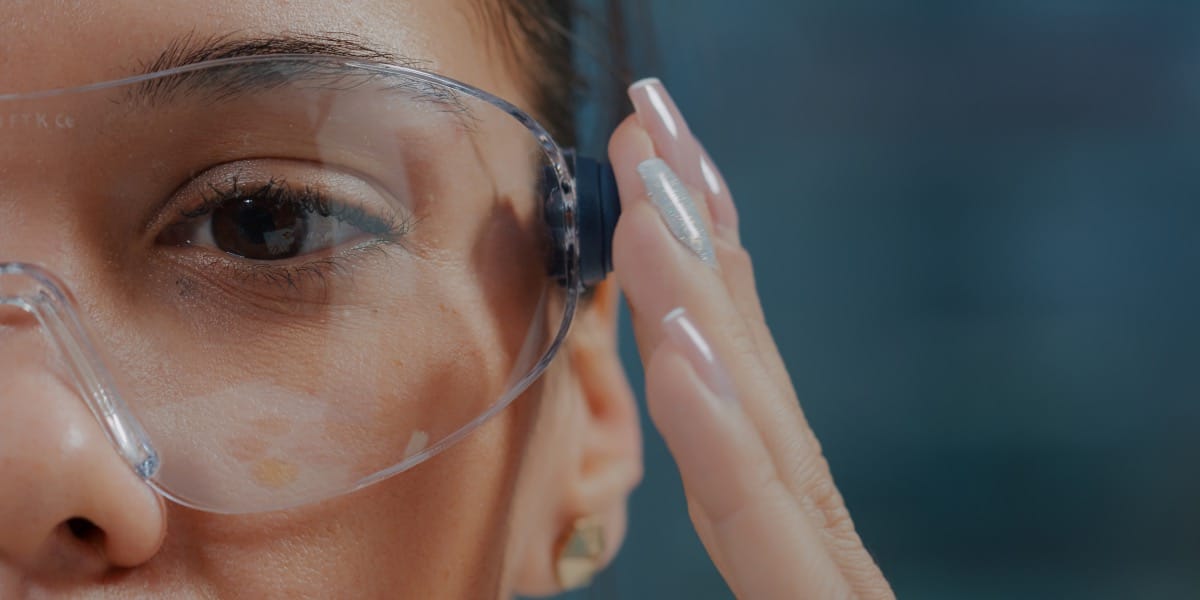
[0,54,589,513]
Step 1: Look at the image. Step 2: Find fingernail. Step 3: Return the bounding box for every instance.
[637,158,717,268]
[629,78,737,233]
[661,307,736,403]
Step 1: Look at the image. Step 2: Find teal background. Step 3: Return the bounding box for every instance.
[556,1,1200,598]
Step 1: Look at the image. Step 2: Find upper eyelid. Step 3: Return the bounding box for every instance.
[152,158,410,234]
[179,176,295,219]
[164,175,410,244]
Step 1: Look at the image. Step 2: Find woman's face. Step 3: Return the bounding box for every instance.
[0,1,641,597]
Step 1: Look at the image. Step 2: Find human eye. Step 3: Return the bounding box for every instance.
[155,161,413,294]
[171,177,398,261]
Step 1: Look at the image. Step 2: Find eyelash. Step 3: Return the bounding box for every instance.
[169,176,414,295]
[183,176,407,237]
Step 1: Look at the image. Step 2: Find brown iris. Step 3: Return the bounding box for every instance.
[211,198,309,260]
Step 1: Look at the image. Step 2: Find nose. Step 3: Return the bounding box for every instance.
[0,311,165,585]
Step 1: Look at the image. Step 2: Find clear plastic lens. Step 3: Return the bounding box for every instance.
[0,57,580,513]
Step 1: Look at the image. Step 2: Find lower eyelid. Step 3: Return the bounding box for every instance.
[158,256,380,319]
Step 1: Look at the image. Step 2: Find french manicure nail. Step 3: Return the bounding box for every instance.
[629,78,737,232]
[661,307,736,403]
[637,158,717,268]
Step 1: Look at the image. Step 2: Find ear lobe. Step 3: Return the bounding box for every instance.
[512,279,643,595]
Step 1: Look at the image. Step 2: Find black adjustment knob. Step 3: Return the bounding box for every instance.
[542,151,622,288]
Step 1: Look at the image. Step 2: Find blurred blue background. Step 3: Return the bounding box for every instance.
[555,1,1200,598]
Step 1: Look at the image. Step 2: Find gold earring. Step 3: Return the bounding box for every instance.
[555,516,606,590]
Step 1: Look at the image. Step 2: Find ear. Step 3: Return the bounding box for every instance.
[511,278,643,596]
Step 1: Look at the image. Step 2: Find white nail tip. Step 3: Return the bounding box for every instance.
[629,78,680,139]
[662,306,687,325]
[644,85,679,138]
[629,77,664,91]
[637,158,718,268]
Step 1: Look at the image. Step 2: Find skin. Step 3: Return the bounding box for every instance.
[1,1,641,598]
[1,1,894,598]
[612,84,895,598]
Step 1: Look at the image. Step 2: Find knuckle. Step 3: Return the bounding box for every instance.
[717,239,755,275]
[791,453,854,535]
[842,561,895,600]
[791,452,891,597]
[728,319,761,358]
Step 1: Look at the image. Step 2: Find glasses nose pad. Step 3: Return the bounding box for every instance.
[0,263,159,480]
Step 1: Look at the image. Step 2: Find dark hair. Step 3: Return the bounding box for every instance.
[477,0,632,151]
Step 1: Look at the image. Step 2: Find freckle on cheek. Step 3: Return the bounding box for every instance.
[253,457,298,489]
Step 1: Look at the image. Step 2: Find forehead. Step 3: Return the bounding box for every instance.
[0,0,518,100]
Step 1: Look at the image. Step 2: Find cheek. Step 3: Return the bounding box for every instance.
[136,263,552,593]
[153,381,542,598]
[86,201,549,510]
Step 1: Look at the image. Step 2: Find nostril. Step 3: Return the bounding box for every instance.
[65,517,105,547]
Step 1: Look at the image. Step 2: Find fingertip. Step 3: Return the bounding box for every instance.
[607,115,656,183]
[628,76,663,93]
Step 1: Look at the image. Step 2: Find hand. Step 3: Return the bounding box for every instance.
[609,78,894,600]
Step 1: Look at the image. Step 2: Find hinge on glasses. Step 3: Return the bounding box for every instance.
[543,150,621,289]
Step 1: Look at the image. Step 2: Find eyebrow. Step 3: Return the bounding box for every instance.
[125,31,459,110]
[143,31,418,73]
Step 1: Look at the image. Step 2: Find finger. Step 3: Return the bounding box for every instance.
[621,79,800,441]
[626,78,796,420]
[607,116,743,357]
[609,116,816,496]
[629,78,739,243]
[609,112,893,596]
[624,78,799,430]
[645,309,852,600]
[617,88,825,497]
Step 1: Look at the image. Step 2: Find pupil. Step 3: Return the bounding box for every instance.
[211,198,308,260]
